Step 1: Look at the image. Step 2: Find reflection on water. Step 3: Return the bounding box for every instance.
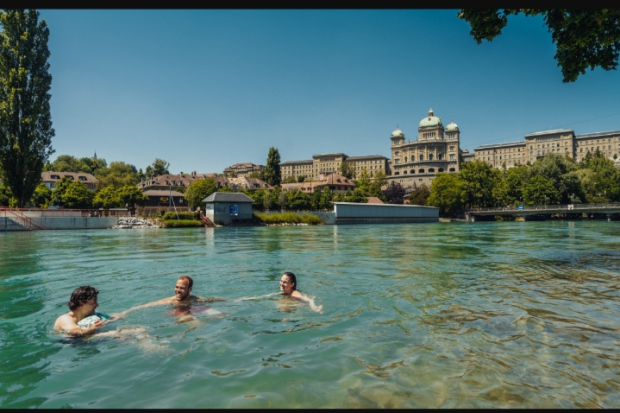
[0,221,620,407]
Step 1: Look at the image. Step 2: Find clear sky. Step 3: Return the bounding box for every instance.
[39,9,620,174]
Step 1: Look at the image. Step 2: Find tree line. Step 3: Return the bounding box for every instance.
[412,150,620,217]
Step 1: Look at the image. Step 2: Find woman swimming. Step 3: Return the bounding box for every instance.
[279,272,322,313]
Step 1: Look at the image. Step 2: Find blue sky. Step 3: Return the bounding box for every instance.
[39,10,620,174]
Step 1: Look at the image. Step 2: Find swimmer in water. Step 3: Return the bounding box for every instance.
[279,272,323,313]
[54,286,114,336]
[121,276,224,322]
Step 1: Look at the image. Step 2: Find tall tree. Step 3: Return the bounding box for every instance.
[427,173,465,218]
[409,184,430,205]
[458,9,620,82]
[459,160,502,208]
[383,182,406,204]
[184,178,217,208]
[0,9,55,207]
[145,158,169,177]
[263,147,281,186]
[339,161,355,179]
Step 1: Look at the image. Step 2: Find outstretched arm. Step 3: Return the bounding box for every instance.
[291,291,323,313]
[231,292,279,302]
[119,297,173,316]
[55,315,104,337]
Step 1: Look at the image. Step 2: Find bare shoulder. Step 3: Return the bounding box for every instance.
[54,313,77,331]
[291,290,304,299]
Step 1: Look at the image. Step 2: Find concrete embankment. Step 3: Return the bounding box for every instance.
[34,217,119,230]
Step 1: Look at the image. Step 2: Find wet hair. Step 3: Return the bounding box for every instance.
[67,286,99,311]
[178,275,193,289]
[282,272,297,291]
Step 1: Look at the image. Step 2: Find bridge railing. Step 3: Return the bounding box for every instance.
[466,202,620,213]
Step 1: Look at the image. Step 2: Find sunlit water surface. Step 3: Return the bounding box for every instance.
[1,221,620,408]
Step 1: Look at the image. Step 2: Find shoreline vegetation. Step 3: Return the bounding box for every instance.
[159,211,203,228]
[253,212,323,225]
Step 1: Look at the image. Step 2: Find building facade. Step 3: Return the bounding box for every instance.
[473,129,620,168]
[388,109,463,188]
[41,171,97,190]
[223,162,264,178]
[281,173,356,194]
[280,154,389,182]
[137,171,217,192]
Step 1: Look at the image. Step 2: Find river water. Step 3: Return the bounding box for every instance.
[1,221,619,408]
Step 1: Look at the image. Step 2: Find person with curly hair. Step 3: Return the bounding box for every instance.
[54,286,110,336]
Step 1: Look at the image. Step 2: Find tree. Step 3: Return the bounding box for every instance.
[184,178,217,208]
[247,171,261,179]
[262,190,272,210]
[383,182,406,204]
[62,181,93,209]
[369,170,388,197]
[278,189,287,211]
[94,161,138,190]
[529,153,579,204]
[459,160,502,208]
[262,147,281,186]
[0,9,55,207]
[283,176,296,183]
[339,161,355,179]
[355,168,371,195]
[297,175,306,183]
[286,189,312,211]
[458,9,620,83]
[344,188,368,203]
[50,176,72,207]
[427,173,465,217]
[311,186,333,210]
[522,175,560,206]
[29,182,50,207]
[409,184,430,205]
[145,158,169,177]
[0,183,12,206]
[118,185,148,212]
[93,186,121,209]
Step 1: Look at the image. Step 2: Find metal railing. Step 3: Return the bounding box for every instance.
[0,207,48,230]
[466,202,620,214]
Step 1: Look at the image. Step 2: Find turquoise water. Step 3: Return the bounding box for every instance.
[1,221,620,408]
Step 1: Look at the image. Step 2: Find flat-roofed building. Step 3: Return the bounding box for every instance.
[345,155,389,178]
[473,129,620,169]
[280,159,314,181]
[41,171,97,190]
[281,173,355,194]
[281,154,389,182]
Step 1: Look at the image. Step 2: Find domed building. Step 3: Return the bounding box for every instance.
[388,109,463,188]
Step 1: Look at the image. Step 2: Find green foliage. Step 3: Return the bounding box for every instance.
[409,184,430,205]
[263,147,281,186]
[162,211,199,220]
[118,185,148,210]
[355,168,371,195]
[145,158,170,177]
[427,173,465,217]
[217,187,233,193]
[459,160,502,208]
[383,182,406,204]
[30,183,51,208]
[339,161,355,179]
[0,184,13,206]
[62,182,94,209]
[283,176,297,184]
[529,153,579,204]
[344,188,368,203]
[247,171,261,179]
[93,186,121,208]
[161,219,204,228]
[458,9,620,82]
[50,177,73,207]
[369,170,388,198]
[297,175,307,183]
[0,10,55,207]
[185,178,217,208]
[94,161,138,190]
[253,212,322,225]
[522,175,560,206]
[311,187,334,210]
[285,189,312,211]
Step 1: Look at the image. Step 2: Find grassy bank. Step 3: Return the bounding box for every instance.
[253,212,323,225]
[161,219,204,228]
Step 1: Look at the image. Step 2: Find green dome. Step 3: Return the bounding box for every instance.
[446,121,458,131]
[419,108,442,128]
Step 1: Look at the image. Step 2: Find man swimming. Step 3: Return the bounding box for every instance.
[121,276,224,320]
[54,286,113,336]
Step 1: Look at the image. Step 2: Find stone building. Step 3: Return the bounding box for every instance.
[223,162,264,178]
[137,171,217,192]
[281,173,356,194]
[280,154,388,182]
[473,129,620,169]
[388,109,463,188]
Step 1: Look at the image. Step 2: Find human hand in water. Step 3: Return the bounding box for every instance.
[310,303,323,314]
